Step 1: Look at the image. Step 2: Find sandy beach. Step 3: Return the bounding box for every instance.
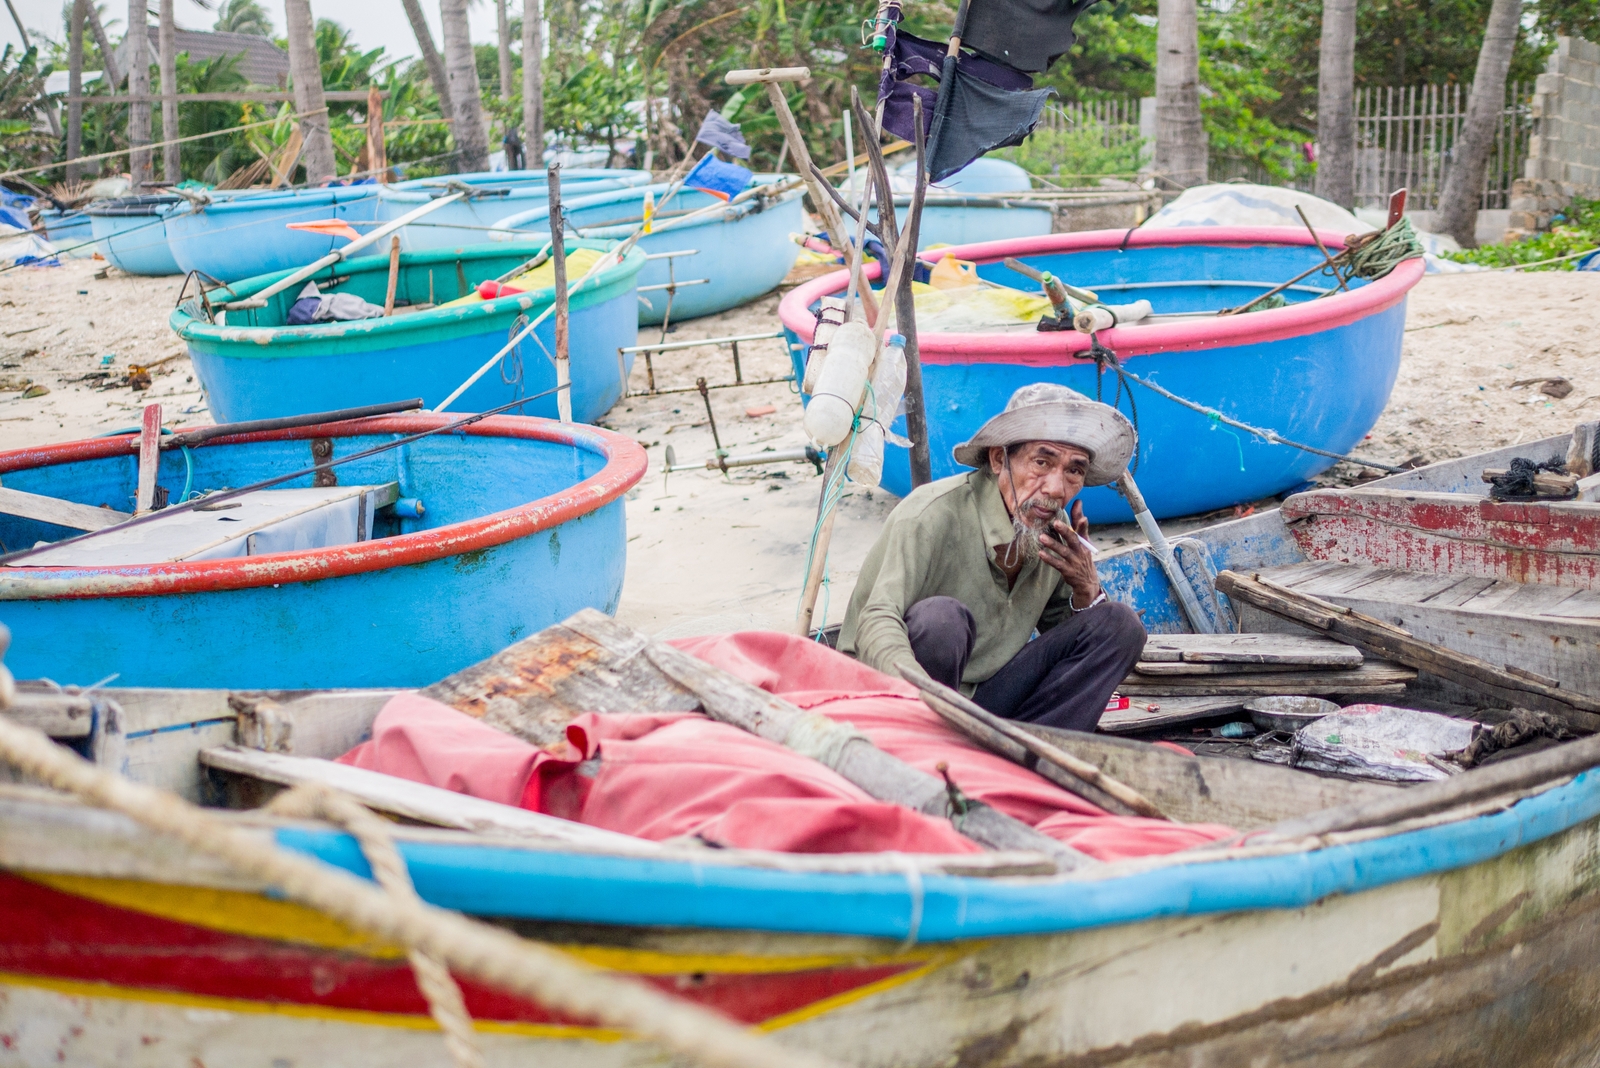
[2,257,1596,639]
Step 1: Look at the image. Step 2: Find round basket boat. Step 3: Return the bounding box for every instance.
[0,414,645,689]
[779,227,1425,521]
[86,195,185,276]
[165,185,384,284]
[171,239,646,425]
[489,177,805,324]
[378,168,651,252]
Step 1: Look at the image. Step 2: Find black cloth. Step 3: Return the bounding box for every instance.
[962,0,1104,74]
[904,595,1145,733]
[876,28,1053,183]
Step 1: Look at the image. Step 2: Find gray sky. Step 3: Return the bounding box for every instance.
[2,0,506,70]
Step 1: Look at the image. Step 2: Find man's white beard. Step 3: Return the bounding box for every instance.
[1007,493,1065,565]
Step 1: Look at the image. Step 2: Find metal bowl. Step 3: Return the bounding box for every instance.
[1245,695,1341,734]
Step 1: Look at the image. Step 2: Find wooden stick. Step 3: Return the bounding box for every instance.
[1214,570,1600,733]
[382,235,401,316]
[898,94,933,487]
[549,163,572,423]
[896,664,1168,820]
[1294,205,1348,292]
[135,403,162,513]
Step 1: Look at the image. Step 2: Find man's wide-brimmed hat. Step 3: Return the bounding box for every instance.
[952,383,1136,486]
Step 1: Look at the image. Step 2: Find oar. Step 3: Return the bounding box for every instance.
[1113,471,1219,634]
[219,190,469,311]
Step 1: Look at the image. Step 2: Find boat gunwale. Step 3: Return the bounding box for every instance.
[777,226,1424,361]
[169,239,646,350]
[0,414,646,601]
[487,175,804,238]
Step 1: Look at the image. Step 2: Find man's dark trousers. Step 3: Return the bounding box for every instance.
[904,596,1145,732]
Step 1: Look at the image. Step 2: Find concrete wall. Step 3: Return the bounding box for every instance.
[1510,36,1600,233]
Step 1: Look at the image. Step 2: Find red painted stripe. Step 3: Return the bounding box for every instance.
[777,227,1423,363]
[0,875,909,1025]
[0,414,647,601]
[1284,489,1600,591]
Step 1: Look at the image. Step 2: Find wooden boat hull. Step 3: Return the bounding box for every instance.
[778,228,1422,521]
[0,415,645,689]
[490,179,806,324]
[172,242,645,425]
[2,758,1598,1067]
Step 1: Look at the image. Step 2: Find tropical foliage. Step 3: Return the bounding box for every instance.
[212,0,273,37]
[0,46,57,175]
[1444,198,1600,269]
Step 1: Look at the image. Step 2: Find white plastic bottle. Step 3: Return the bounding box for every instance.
[803,297,849,394]
[803,319,874,447]
[848,334,908,486]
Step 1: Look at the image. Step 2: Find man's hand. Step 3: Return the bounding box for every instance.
[1038,500,1100,607]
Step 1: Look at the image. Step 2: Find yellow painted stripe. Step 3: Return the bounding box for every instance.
[755,950,962,1032]
[0,970,625,1041]
[20,872,945,975]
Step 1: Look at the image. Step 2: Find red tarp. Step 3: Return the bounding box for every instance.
[341,631,1232,858]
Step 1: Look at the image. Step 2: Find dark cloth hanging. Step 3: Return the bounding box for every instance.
[961,0,1104,74]
[877,28,1052,183]
[694,111,752,160]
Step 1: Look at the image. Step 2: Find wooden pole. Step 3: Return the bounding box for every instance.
[550,163,572,423]
[366,84,387,180]
[135,404,162,513]
[126,0,153,185]
[158,0,179,181]
[383,237,401,316]
[66,0,85,182]
[898,95,933,486]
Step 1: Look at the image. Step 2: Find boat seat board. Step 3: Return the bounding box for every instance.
[1284,487,1600,591]
[1252,561,1600,700]
[0,487,130,532]
[19,483,400,567]
[1118,660,1414,697]
[1138,633,1363,666]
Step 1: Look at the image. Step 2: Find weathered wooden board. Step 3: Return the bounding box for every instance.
[1098,697,1246,734]
[199,745,654,850]
[0,694,94,738]
[0,486,129,531]
[1133,661,1352,676]
[1119,661,1415,697]
[1284,487,1600,591]
[1139,633,1364,666]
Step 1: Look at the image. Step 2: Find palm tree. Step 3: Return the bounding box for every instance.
[399,0,453,118]
[496,0,512,100]
[126,0,153,184]
[67,0,85,179]
[521,0,542,161]
[1435,0,1522,247]
[213,0,274,37]
[439,0,488,171]
[1152,0,1207,189]
[282,0,337,182]
[159,0,179,180]
[1313,0,1357,208]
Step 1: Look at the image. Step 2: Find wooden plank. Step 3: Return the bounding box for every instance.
[1216,570,1600,733]
[1132,661,1357,677]
[895,664,1165,819]
[1097,697,1245,734]
[1023,726,1396,829]
[1119,661,1416,697]
[135,403,161,513]
[1283,488,1600,591]
[1138,633,1363,666]
[232,690,400,760]
[1418,575,1500,608]
[199,745,656,851]
[0,486,129,532]
[0,694,94,738]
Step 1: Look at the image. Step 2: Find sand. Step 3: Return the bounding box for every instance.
[2,256,1596,637]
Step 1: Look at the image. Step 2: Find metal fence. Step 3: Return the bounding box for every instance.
[1036,84,1534,209]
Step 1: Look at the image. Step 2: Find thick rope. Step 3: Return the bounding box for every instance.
[267,784,484,1068]
[1345,217,1426,280]
[1089,339,1406,474]
[0,715,839,1068]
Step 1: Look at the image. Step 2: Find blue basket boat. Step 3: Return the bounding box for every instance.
[165,186,384,284]
[861,158,1054,248]
[37,208,96,258]
[781,227,1424,521]
[490,177,805,324]
[172,240,643,425]
[377,169,651,252]
[0,413,644,689]
[86,195,185,275]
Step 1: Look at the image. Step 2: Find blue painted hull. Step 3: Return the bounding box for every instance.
[89,211,181,275]
[0,421,639,689]
[39,210,96,258]
[784,236,1412,521]
[174,242,645,424]
[491,180,805,324]
[166,188,382,284]
[881,201,1055,249]
[379,170,652,252]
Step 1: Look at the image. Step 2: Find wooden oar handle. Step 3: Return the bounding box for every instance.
[726,66,811,85]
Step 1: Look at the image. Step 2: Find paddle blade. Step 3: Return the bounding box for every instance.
[287,219,363,242]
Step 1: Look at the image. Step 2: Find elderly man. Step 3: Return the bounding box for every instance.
[839,383,1146,732]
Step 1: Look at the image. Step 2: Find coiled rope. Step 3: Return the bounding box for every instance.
[1089,339,1406,474]
[1345,217,1427,281]
[0,711,840,1068]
